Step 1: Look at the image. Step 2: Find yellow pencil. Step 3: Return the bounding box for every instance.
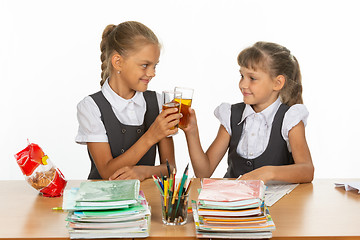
[164,178,168,207]
[172,177,182,205]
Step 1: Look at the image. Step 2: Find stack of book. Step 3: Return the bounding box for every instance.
[192,178,275,239]
[62,180,151,239]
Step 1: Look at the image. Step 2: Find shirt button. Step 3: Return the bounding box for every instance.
[246,160,252,166]
[120,149,125,153]
[137,129,142,134]
[121,129,126,134]
[251,133,255,136]
[249,153,253,156]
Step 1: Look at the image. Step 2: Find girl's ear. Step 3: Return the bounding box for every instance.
[111,53,123,72]
[273,75,286,91]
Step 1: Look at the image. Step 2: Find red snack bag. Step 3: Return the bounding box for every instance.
[14,142,67,197]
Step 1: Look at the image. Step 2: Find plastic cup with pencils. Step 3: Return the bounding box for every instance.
[160,192,189,225]
[152,164,192,225]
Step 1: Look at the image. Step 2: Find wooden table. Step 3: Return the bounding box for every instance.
[0,179,359,239]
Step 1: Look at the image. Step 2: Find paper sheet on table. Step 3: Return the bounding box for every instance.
[334,182,360,193]
[264,183,299,207]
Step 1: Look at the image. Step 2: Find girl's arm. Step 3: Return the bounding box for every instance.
[88,107,181,180]
[157,135,176,174]
[240,121,314,183]
[108,129,176,181]
[183,109,230,178]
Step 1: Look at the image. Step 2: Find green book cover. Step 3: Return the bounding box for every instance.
[79,204,147,217]
[75,180,140,202]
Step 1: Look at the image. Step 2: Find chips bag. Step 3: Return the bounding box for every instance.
[14,142,67,197]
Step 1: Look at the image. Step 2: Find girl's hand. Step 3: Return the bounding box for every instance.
[109,166,148,181]
[238,166,273,184]
[146,108,182,143]
[180,108,198,134]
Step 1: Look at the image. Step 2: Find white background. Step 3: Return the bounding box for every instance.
[1,0,359,180]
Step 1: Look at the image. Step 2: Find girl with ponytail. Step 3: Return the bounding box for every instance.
[183,41,314,184]
[76,21,180,181]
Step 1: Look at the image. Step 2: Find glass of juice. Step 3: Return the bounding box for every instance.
[162,90,182,130]
[174,87,194,128]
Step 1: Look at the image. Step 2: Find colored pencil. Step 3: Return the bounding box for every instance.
[184,177,194,195]
[152,175,164,194]
[164,177,168,207]
[174,163,189,215]
[172,168,176,192]
[166,159,171,177]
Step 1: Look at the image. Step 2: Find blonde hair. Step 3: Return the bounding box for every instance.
[99,21,160,86]
[237,41,303,106]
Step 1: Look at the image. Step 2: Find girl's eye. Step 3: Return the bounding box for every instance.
[240,74,244,79]
[142,64,148,68]
[250,76,256,81]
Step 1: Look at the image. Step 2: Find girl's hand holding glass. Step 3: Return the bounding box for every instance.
[161,90,182,129]
[180,107,198,134]
[147,107,182,143]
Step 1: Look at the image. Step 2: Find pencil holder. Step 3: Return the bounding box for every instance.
[160,193,189,225]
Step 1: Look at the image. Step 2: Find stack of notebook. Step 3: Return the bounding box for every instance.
[62,180,151,239]
[192,178,275,239]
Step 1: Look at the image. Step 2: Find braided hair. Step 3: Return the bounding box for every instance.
[99,21,159,86]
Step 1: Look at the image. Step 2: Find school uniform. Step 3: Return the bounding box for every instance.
[76,79,162,179]
[214,98,308,178]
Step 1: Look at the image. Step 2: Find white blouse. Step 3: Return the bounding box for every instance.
[75,79,162,144]
[214,98,309,159]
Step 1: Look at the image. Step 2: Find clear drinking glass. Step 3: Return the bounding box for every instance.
[174,87,194,129]
[161,90,182,130]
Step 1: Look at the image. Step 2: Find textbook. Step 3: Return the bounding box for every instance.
[198,199,261,210]
[63,188,136,211]
[62,180,150,239]
[193,202,275,238]
[68,218,148,229]
[198,178,265,203]
[193,179,275,238]
[197,206,262,217]
[66,205,150,239]
[75,180,140,202]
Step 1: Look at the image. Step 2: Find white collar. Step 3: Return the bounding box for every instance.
[238,98,282,126]
[101,79,145,112]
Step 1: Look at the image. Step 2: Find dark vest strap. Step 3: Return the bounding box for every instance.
[87,91,158,179]
[143,91,158,130]
[229,103,246,154]
[225,103,293,178]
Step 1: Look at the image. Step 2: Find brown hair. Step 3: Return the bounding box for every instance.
[237,41,303,106]
[99,21,160,86]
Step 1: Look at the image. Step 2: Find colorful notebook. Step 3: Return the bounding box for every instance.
[75,180,140,202]
[198,179,265,203]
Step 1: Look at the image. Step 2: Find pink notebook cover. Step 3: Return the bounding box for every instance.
[198,178,265,202]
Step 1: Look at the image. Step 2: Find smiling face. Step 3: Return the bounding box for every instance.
[110,43,160,99]
[239,66,280,113]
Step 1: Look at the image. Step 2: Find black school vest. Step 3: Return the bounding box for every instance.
[87,91,158,179]
[224,103,294,178]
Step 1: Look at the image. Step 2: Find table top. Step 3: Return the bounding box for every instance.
[0,178,359,240]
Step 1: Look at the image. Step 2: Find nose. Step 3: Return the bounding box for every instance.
[146,67,156,78]
[239,78,247,90]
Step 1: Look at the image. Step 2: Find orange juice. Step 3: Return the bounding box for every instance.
[175,98,192,128]
[162,102,180,130]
